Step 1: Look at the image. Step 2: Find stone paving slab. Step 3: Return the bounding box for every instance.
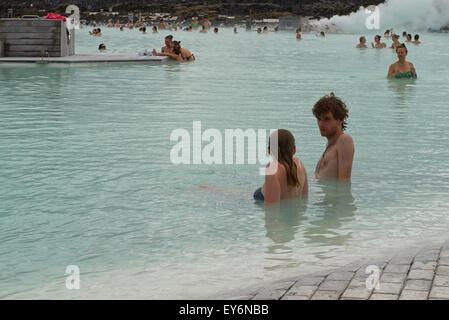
[229,240,449,300]
[399,290,429,300]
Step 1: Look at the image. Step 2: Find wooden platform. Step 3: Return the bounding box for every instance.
[0,53,169,66]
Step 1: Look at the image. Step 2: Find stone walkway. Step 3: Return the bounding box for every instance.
[226,239,449,300]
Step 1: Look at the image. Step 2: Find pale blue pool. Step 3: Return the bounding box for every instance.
[1,25,449,299]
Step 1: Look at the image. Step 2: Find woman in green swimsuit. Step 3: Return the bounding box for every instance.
[387,44,417,79]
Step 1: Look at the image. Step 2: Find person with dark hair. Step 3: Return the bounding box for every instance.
[371,35,386,48]
[387,44,417,79]
[257,28,262,34]
[402,31,407,38]
[153,41,195,62]
[161,35,173,53]
[152,26,158,34]
[98,43,106,51]
[412,34,421,45]
[253,129,308,203]
[406,34,412,42]
[356,36,367,48]
[313,93,354,181]
[142,26,147,34]
[214,27,218,34]
[200,25,208,33]
[263,26,268,33]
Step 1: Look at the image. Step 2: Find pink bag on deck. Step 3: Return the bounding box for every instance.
[44,13,67,21]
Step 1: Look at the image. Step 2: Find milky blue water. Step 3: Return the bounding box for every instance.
[1,27,449,299]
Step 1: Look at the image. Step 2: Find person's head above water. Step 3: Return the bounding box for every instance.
[375,35,381,42]
[214,27,218,33]
[360,36,366,43]
[395,43,408,60]
[165,35,173,46]
[268,129,300,187]
[312,93,349,133]
[172,41,182,54]
[98,43,106,50]
[414,34,419,40]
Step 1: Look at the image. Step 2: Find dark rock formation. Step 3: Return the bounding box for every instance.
[1,1,385,21]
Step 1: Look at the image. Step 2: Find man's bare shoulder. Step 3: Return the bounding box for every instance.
[337,134,354,148]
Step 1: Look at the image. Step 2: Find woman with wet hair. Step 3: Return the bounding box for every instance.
[371,35,386,48]
[413,34,421,45]
[387,44,417,79]
[254,129,308,203]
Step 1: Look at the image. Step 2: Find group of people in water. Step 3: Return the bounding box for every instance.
[152,35,195,62]
[254,93,354,203]
[356,29,419,79]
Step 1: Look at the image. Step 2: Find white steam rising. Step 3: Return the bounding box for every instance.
[312,0,449,33]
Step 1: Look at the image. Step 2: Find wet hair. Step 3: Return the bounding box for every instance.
[172,41,181,55]
[268,129,300,188]
[98,43,106,50]
[142,27,146,32]
[312,93,349,131]
[396,43,408,53]
[97,28,101,32]
[407,33,412,39]
[375,35,381,41]
[214,27,218,32]
[359,36,365,42]
[165,35,173,41]
[153,26,158,31]
[385,30,390,34]
[414,34,419,40]
[403,31,407,36]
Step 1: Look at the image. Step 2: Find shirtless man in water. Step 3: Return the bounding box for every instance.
[313,93,354,181]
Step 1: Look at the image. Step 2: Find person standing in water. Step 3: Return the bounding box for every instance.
[313,93,354,182]
[412,34,421,45]
[161,35,174,53]
[356,36,367,48]
[387,44,417,79]
[390,34,402,49]
[254,129,308,203]
[371,35,386,48]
